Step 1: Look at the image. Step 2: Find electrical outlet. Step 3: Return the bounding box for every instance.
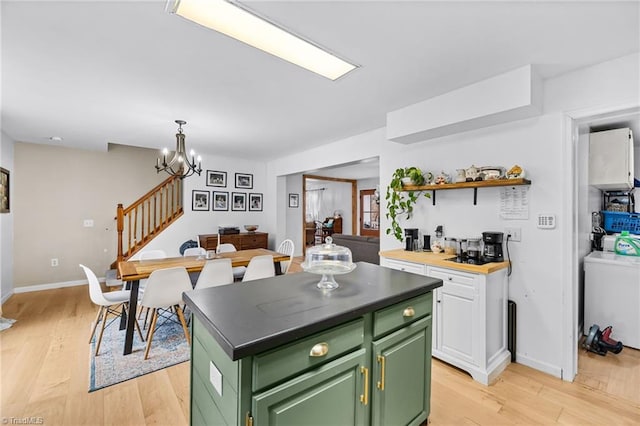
[83,219,94,227]
[505,227,521,242]
[51,258,59,267]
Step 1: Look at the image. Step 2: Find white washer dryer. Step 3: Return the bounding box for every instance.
[584,251,640,349]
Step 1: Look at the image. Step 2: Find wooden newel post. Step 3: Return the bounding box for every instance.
[116,203,124,263]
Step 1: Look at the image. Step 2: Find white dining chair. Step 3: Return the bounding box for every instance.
[217,243,246,280]
[137,249,168,326]
[139,249,167,260]
[183,246,207,286]
[194,258,234,290]
[80,264,143,356]
[183,247,206,257]
[242,255,275,282]
[139,266,192,360]
[277,239,295,274]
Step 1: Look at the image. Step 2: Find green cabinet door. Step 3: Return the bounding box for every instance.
[252,348,368,426]
[371,316,432,426]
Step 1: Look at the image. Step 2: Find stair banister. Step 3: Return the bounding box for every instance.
[114,175,183,266]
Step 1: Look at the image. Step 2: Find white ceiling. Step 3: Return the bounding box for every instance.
[2,1,639,161]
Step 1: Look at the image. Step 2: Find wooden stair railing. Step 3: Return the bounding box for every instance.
[113,175,183,267]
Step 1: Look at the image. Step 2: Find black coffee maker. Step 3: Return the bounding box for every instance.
[482,232,504,262]
[404,228,419,251]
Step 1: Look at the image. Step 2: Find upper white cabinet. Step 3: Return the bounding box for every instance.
[589,128,634,190]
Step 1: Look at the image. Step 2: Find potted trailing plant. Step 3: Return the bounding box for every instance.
[385,167,431,242]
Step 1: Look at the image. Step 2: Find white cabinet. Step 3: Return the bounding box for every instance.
[427,266,510,385]
[589,128,634,190]
[430,268,478,366]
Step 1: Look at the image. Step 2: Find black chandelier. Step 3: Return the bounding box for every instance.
[155,120,202,179]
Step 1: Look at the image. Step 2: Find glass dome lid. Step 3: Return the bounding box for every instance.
[302,237,356,290]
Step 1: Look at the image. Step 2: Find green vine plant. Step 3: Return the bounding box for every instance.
[385,167,431,242]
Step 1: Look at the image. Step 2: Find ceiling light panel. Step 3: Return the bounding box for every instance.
[167,0,358,80]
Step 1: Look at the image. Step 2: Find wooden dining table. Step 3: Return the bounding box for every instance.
[117,248,291,355]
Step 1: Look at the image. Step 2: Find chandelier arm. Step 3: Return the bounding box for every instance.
[164,153,179,169]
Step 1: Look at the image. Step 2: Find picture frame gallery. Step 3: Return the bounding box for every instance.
[195,171,264,212]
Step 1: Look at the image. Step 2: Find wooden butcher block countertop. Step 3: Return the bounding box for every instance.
[379,249,510,274]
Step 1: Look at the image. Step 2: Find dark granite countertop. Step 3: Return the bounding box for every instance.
[183,262,442,360]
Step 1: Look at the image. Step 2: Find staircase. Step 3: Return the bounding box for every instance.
[111,175,183,268]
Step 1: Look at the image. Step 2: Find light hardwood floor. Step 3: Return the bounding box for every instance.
[1,264,638,425]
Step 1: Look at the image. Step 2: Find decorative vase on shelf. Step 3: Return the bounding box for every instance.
[465,165,479,182]
[435,171,450,185]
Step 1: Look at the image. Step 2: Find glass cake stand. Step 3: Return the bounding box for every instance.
[302,262,357,290]
[302,237,356,290]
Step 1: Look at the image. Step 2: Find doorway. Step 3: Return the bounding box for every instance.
[302,174,357,254]
[566,105,640,381]
[359,189,380,237]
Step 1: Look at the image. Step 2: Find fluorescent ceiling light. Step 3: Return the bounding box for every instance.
[167,0,358,80]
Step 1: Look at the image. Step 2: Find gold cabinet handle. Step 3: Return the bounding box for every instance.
[403,307,415,318]
[360,366,369,405]
[377,355,386,390]
[309,342,329,357]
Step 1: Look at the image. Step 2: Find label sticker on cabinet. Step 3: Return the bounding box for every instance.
[209,361,223,396]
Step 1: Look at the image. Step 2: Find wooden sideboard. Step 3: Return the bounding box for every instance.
[198,232,268,251]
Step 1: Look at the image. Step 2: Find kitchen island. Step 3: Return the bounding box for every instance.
[380,249,511,385]
[183,262,442,426]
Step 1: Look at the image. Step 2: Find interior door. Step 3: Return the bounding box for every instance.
[360,189,379,237]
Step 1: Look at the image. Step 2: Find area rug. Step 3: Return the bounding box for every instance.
[89,317,190,392]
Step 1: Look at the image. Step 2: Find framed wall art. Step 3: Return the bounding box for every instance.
[206,170,227,187]
[288,193,299,208]
[192,190,210,211]
[212,191,229,211]
[0,167,9,213]
[249,193,263,211]
[232,192,247,211]
[235,173,253,189]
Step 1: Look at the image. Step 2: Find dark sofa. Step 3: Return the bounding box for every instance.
[330,234,380,265]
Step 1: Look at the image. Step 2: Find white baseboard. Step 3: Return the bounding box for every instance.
[13,279,89,294]
[515,352,562,378]
[1,291,13,305]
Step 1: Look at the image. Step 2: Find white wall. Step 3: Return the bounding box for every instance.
[131,153,269,258]
[285,173,303,255]
[266,52,640,378]
[377,114,566,376]
[12,143,167,287]
[0,131,15,304]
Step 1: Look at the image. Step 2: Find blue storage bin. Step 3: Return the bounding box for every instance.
[601,211,640,234]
